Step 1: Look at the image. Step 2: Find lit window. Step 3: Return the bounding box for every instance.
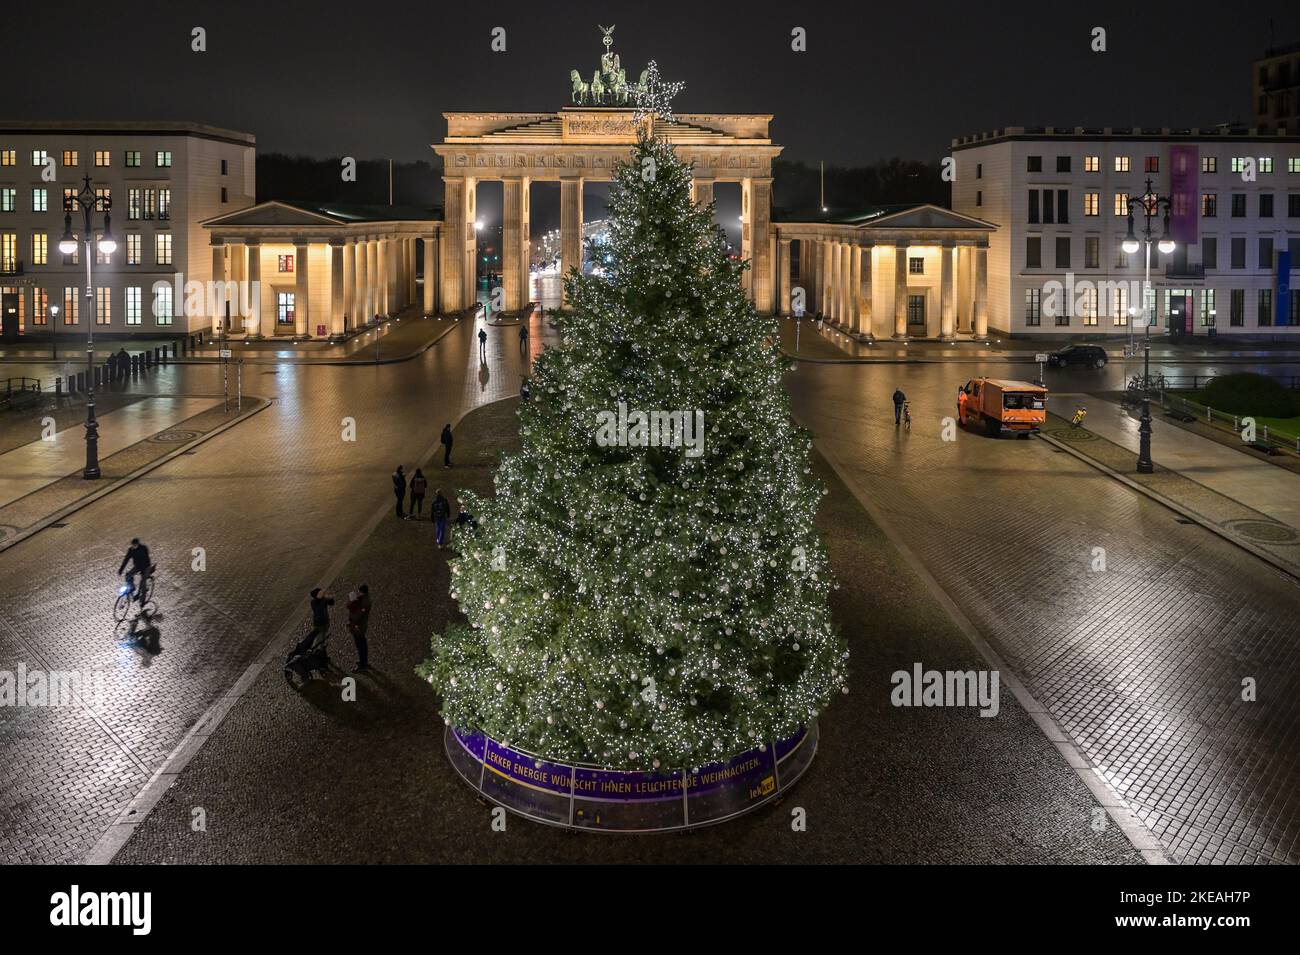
[32,288,48,325]
[94,187,110,212]
[1084,192,1099,216]
[1080,287,1098,326]
[61,150,78,167]
[1024,288,1041,326]
[155,284,174,325]
[0,188,16,212]
[31,188,47,212]
[1201,193,1217,217]
[1260,157,1274,173]
[95,286,111,325]
[31,233,47,266]
[277,291,296,324]
[158,188,171,219]
[1289,158,1300,173]
[124,150,141,168]
[278,254,294,273]
[155,150,172,168]
[1200,289,1216,326]
[1201,156,1217,173]
[128,188,142,220]
[63,288,79,324]
[126,287,142,325]
[1112,285,1129,326]
[95,231,112,265]
[1114,156,1130,172]
[127,233,141,265]
[908,256,924,275]
[31,149,49,167]
[62,233,79,264]
[1114,192,1129,216]
[0,232,16,271]
[155,233,172,265]
[0,149,15,166]
[1084,155,1100,172]
[94,150,111,167]
[1230,157,1247,174]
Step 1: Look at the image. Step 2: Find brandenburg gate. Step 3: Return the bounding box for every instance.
[433,109,782,313]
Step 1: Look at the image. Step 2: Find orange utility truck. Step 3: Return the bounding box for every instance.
[958,378,1048,437]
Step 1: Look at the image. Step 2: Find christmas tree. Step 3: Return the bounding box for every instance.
[419,134,848,770]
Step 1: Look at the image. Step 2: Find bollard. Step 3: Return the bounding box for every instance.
[131,355,139,377]
[76,371,85,392]
[171,342,178,359]
[55,377,62,398]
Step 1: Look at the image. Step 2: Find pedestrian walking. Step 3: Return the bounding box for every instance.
[440,424,454,467]
[450,507,477,550]
[478,327,488,361]
[520,378,531,402]
[433,490,451,548]
[892,387,907,426]
[392,464,407,519]
[293,587,334,656]
[519,322,529,353]
[346,584,373,672]
[409,468,428,519]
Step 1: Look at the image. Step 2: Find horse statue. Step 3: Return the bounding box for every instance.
[613,67,629,104]
[590,70,606,105]
[570,69,589,105]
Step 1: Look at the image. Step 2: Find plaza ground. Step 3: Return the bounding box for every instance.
[0,309,1296,864]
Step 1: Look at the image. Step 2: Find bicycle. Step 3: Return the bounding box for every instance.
[114,566,156,623]
[1070,408,1088,429]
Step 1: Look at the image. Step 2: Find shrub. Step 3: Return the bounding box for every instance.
[1201,373,1300,418]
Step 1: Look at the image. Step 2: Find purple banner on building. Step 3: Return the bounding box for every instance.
[1168,144,1199,246]
[1277,251,1292,326]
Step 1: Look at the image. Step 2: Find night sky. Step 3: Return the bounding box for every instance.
[12,0,1300,166]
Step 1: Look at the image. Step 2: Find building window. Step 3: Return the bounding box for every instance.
[1261,193,1274,217]
[1260,157,1274,174]
[1231,157,1248,174]
[1289,194,1300,217]
[155,284,174,325]
[1202,156,1217,173]
[61,149,78,167]
[1027,155,1042,172]
[0,188,17,213]
[975,162,982,179]
[1057,156,1071,173]
[95,231,112,265]
[1084,235,1100,268]
[908,256,924,275]
[1084,155,1100,172]
[220,186,228,203]
[158,188,171,219]
[1112,285,1129,326]
[1115,243,1131,269]
[1200,289,1216,326]
[278,254,294,272]
[1231,237,1246,269]
[1055,236,1071,269]
[1260,236,1274,269]
[31,149,49,167]
[1145,156,1159,173]
[31,188,47,213]
[61,232,78,265]
[906,294,926,326]
[1115,156,1130,172]
[1024,288,1041,325]
[1259,288,1273,326]
[1230,288,1245,326]
[155,233,172,265]
[155,150,172,167]
[220,158,228,176]
[0,149,15,166]
[94,187,110,212]
[31,233,47,266]
[1231,193,1247,217]
[1084,192,1099,216]
[1026,236,1041,269]
[1056,189,1069,224]
[975,190,982,207]
[32,288,48,325]
[1201,193,1217,217]
[128,188,141,220]
[126,286,142,325]
[1202,237,1217,270]
[94,150,110,167]
[95,286,111,325]
[1289,158,1300,174]
[125,150,141,167]
[1028,190,1039,224]
[127,233,141,265]
[1114,192,1129,216]
[62,287,79,324]
[0,232,15,272]
[277,291,296,325]
[1079,287,1098,326]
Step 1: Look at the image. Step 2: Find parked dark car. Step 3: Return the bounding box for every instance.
[1048,344,1108,369]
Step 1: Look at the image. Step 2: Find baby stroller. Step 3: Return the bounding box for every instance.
[284,623,331,686]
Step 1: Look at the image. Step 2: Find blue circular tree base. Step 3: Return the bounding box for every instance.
[444,722,819,833]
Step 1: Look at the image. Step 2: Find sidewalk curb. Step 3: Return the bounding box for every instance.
[1035,430,1300,584]
[0,396,272,556]
[804,423,1171,865]
[84,393,516,865]
[172,317,464,367]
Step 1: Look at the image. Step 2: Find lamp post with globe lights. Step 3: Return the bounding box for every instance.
[59,176,116,480]
[1122,177,1175,475]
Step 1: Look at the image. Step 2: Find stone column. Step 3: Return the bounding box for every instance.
[826,240,838,321]
[840,242,852,326]
[441,178,466,312]
[355,237,370,322]
[329,240,345,337]
[939,242,956,340]
[861,243,874,337]
[850,244,863,334]
[974,245,989,339]
[958,245,972,333]
[821,241,833,318]
[209,240,226,334]
[692,178,715,207]
[423,234,437,315]
[245,240,263,338]
[503,178,526,311]
[778,238,793,316]
[745,178,774,312]
[372,238,384,318]
[560,178,583,306]
[228,241,245,332]
[342,239,355,332]
[893,244,909,338]
[407,238,418,307]
[293,241,310,336]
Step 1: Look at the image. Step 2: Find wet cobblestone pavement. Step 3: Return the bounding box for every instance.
[113,400,1139,864]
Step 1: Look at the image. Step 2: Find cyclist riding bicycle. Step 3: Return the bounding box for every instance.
[1070,406,1088,429]
[118,538,154,604]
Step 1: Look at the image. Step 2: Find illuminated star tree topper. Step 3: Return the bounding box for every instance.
[633,60,686,125]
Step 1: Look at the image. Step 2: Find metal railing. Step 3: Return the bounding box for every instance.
[1159,390,1300,455]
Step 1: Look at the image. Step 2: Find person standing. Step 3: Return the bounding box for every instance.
[440,424,454,468]
[346,584,373,672]
[892,387,907,426]
[392,464,407,519]
[957,387,969,425]
[478,327,488,361]
[433,490,451,549]
[519,322,529,353]
[409,468,428,519]
[293,587,334,656]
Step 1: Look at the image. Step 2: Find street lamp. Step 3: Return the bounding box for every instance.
[49,304,60,360]
[60,175,116,480]
[1123,177,1175,475]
